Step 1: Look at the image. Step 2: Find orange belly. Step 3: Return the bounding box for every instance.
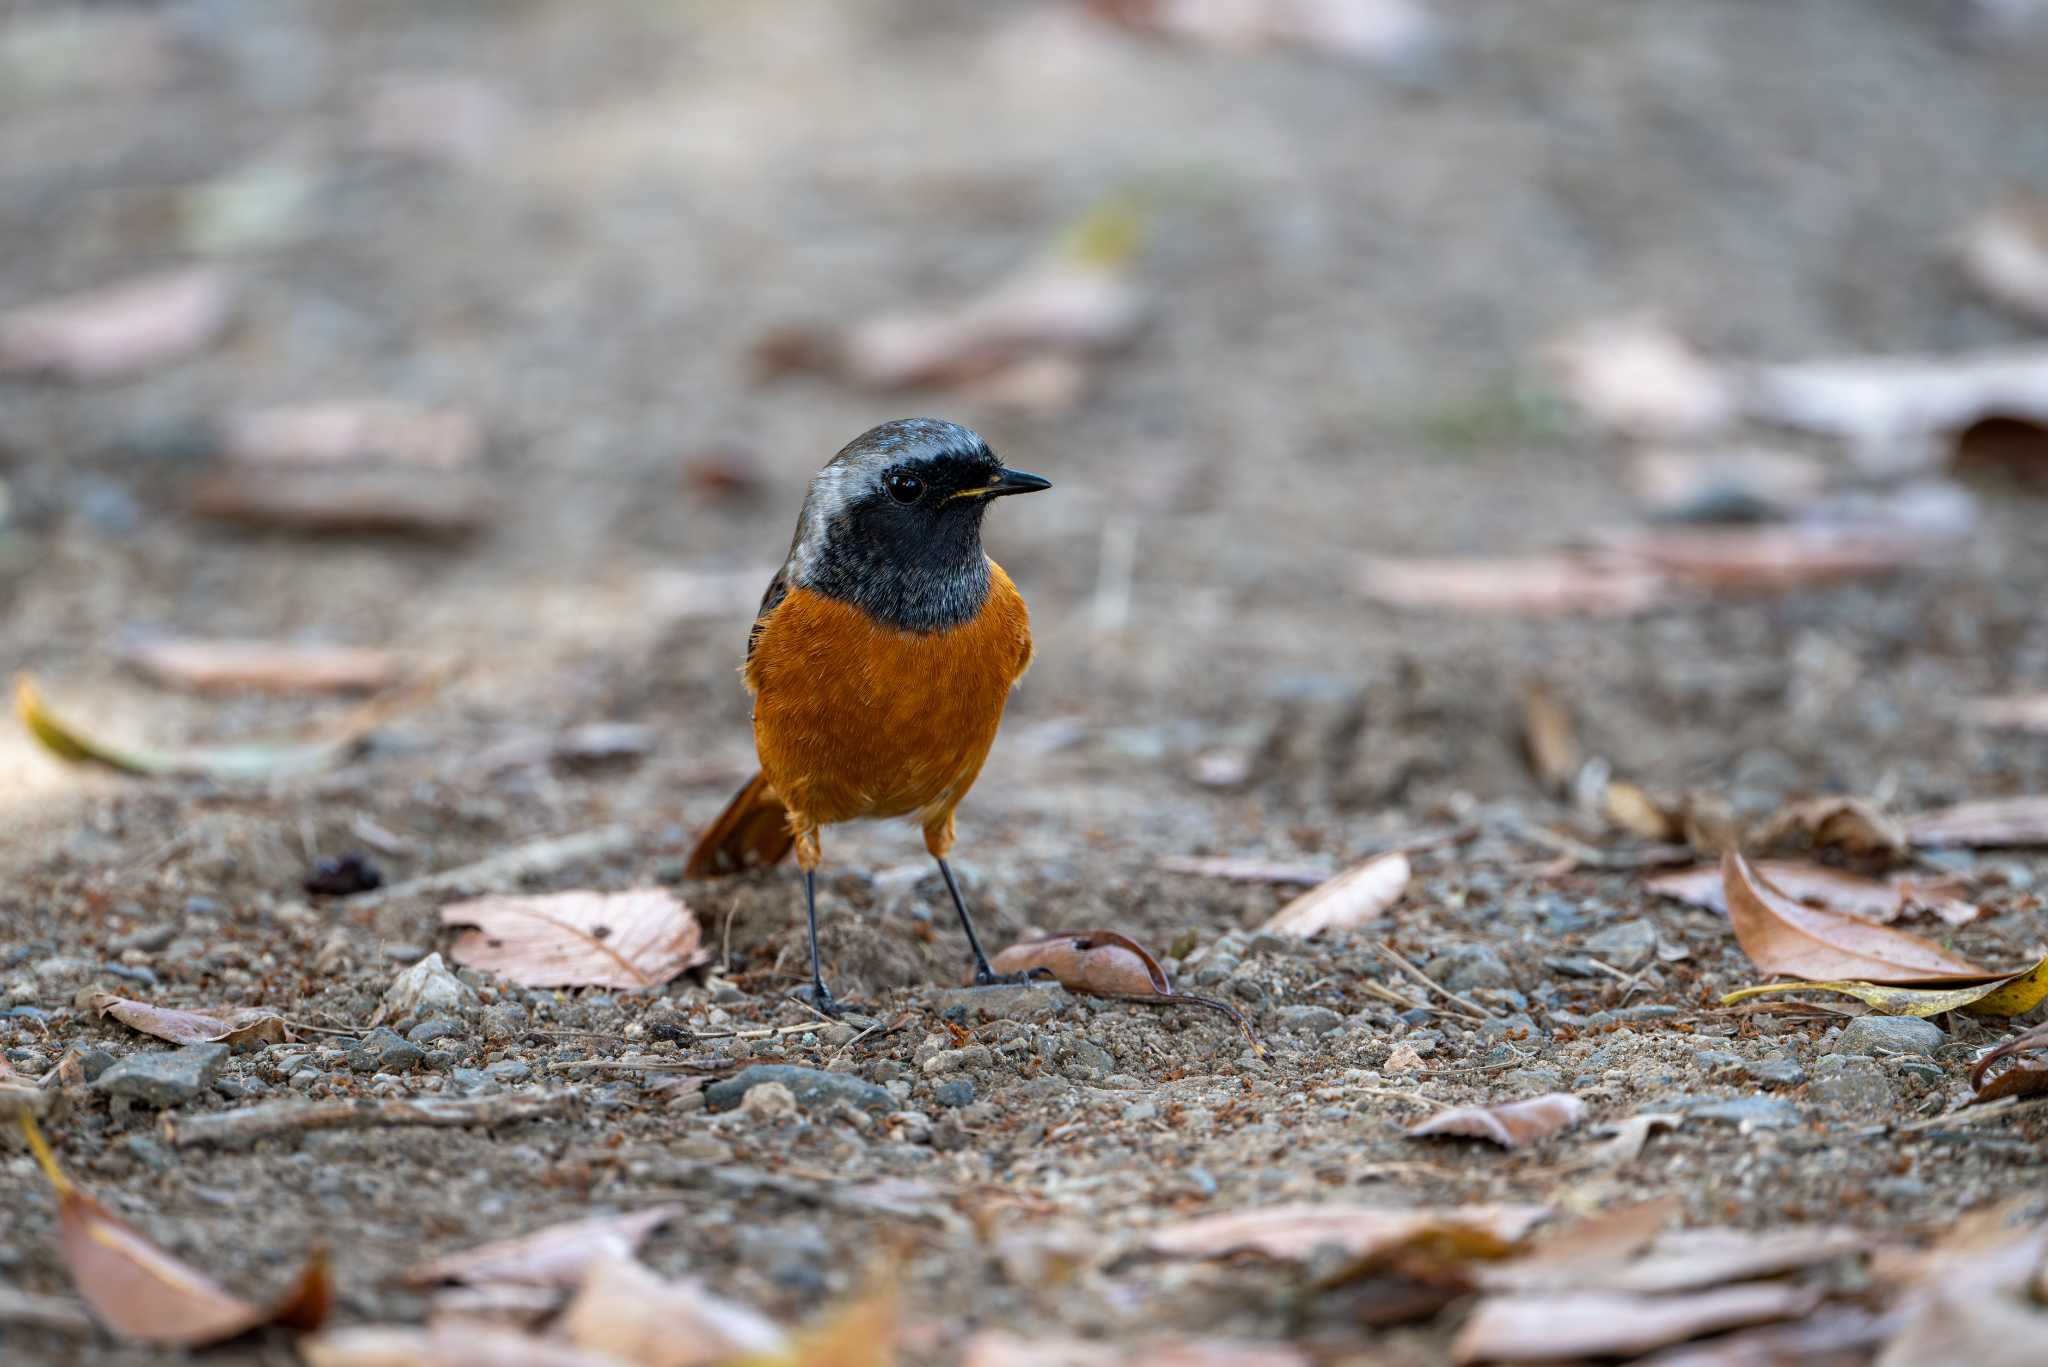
[746,562,1032,841]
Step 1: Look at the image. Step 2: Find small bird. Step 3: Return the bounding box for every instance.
[686,418,1051,1012]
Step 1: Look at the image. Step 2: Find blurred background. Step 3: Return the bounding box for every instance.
[4,0,2048,884]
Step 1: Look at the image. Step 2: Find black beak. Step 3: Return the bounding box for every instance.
[989,467,1052,497]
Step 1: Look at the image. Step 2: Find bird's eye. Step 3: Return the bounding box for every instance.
[886,472,925,504]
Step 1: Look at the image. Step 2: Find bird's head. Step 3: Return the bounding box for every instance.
[787,419,1050,632]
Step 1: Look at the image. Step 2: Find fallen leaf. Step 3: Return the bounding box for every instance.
[1086,0,1442,71]
[301,1321,624,1367]
[963,1331,1307,1367]
[1355,551,1668,618]
[1146,1203,1549,1261]
[18,1111,329,1346]
[189,465,493,537]
[558,1255,787,1367]
[1646,859,1968,922]
[756,197,1146,406]
[1257,851,1409,938]
[1451,1284,1817,1363]
[1720,851,1994,982]
[1590,523,1955,594]
[1907,796,2048,848]
[1962,695,2048,732]
[746,1284,898,1367]
[1875,1207,2048,1367]
[1541,317,1738,440]
[1602,780,1681,841]
[1405,1093,1586,1149]
[1959,194,2048,326]
[1721,956,2048,1018]
[1640,1307,1897,1367]
[1579,1227,1866,1295]
[987,929,1251,1037]
[219,401,483,469]
[1480,1198,1681,1291]
[440,889,710,991]
[1571,1112,1683,1169]
[89,995,289,1050]
[0,268,233,381]
[404,1207,682,1290]
[1155,855,1331,886]
[15,671,437,781]
[1969,1021,2048,1104]
[117,634,401,694]
[1517,679,1581,796]
[1752,796,1908,861]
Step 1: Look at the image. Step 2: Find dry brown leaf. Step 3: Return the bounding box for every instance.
[1571,1112,1683,1170]
[557,1255,787,1367]
[1907,795,2048,848]
[1404,1093,1586,1149]
[1602,781,1681,841]
[1257,851,1409,939]
[963,1331,1307,1367]
[1592,523,1954,594]
[1146,1203,1549,1261]
[1875,1208,2048,1367]
[440,888,709,991]
[1721,851,1987,983]
[19,1111,329,1346]
[0,268,233,381]
[1591,1227,1866,1295]
[1753,796,1908,860]
[1646,859,1968,922]
[1155,855,1330,886]
[89,995,288,1050]
[189,465,493,538]
[1085,0,1441,69]
[1960,195,2048,326]
[1638,1307,1896,1367]
[1451,1284,1817,1363]
[1517,679,1581,796]
[1969,1021,2048,1103]
[1355,552,1668,618]
[403,1207,682,1290]
[1480,1197,1682,1291]
[1542,317,1738,440]
[987,929,1250,1037]
[301,1321,624,1367]
[117,635,401,695]
[1962,695,2048,732]
[219,401,483,469]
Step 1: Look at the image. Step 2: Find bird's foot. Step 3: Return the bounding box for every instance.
[793,983,868,1020]
[967,965,1055,989]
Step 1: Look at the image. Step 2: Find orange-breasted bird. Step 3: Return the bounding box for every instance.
[685,418,1051,1013]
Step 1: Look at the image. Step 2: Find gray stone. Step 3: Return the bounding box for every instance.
[1835,1017,1944,1059]
[1504,1064,1566,1093]
[378,953,477,1022]
[111,923,177,954]
[31,955,97,986]
[930,983,1072,1023]
[1424,943,1513,992]
[1061,1039,1116,1076]
[450,1067,495,1093]
[708,1065,895,1113]
[407,1018,464,1046]
[932,1078,976,1108]
[480,1002,529,1043]
[348,1027,426,1074]
[1583,919,1659,972]
[1694,1050,1741,1072]
[483,1059,532,1085]
[1807,1054,1893,1112]
[1681,1094,1803,1130]
[1744,1056,1805,1088]
[1274,1005,1344,1037]
[95,1045,229,1106]
[1897,1059,1946,1085]
[71,1046,116,1081]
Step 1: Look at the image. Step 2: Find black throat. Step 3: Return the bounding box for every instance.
[803,498,992,633]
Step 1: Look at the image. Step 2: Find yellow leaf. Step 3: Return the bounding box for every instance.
[1719,953,2048,1017]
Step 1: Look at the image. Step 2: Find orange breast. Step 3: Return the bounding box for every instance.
[746,561,1032,834]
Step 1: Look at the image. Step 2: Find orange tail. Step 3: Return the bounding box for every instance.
[685,771,795,877]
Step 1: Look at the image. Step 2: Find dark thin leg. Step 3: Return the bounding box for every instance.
[938,857,1028,987]
[800,868,842,1015]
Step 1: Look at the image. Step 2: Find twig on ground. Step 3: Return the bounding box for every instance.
[1506,820,1693,871]
[1895,1094,2048,1134]
[1374,940,1501,1020]
[163,1091,577,1149]
[341,825,635,905]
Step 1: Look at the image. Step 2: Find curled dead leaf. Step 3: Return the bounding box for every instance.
[403,1206,682,1291]
[0,268,234,381]
[1257,851,1408,939]
[89,995,288,1050]
[1906,795,2048,848]
[18,1111,329,1346]
[1404,1093,1586,1149]
[986,929,1251,1039]
[1753,796,1908,861]
[558,1254,788,1367]
[440,889,710,991]
[1451,1284,1818,1363]
[117,634,402,695]
[1516,679,1582,796]
[1645,859,1969,923]
[1146,1203,1550,1262]
[1969,1021,2048,1103]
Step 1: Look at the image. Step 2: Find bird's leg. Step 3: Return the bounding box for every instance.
[935,857,1039,987]
[792,823,856,1017]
